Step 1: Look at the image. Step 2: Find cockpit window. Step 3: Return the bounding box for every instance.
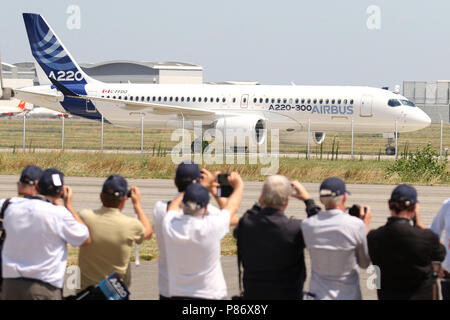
[388,99,401,107]
[400,99,415,107]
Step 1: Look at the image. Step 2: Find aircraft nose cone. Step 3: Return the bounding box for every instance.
[410,109,431,131]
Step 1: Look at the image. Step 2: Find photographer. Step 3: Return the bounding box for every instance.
[368,184,446,300]
[1,168,90,300]
[301,177,372,300]
[163,172,244,299]
[153,161,223,300]
[431,199,450,300]
[77,175,152,293]
[233,176,319,300]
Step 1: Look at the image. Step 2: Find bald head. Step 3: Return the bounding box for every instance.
[260,175,292,210]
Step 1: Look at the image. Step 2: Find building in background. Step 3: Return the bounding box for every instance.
[403,81,450,123]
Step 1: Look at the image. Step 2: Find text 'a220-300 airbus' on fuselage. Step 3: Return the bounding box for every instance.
[15,13,431,150]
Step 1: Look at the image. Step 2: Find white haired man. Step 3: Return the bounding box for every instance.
[233,175,319,299]
[301,177,372,300]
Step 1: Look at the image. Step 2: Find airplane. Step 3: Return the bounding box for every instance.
[15,13,432,153]
[24,105,69,119]
[0,100,28,117]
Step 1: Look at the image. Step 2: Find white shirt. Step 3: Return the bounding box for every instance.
[1,197,89,288]
[162,208,230,299]
[153,201,221,297]
[301,209,371,300]
[430,199,450,272]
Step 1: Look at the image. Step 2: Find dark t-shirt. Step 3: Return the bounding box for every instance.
[234,205,307,300]
[367,217,446,300]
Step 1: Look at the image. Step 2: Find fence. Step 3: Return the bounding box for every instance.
[0,116,448,161]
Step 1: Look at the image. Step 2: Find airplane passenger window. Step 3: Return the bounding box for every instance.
[169,97,173,102]
[124,96,128,100]
[216,98,220,103]
[313,99,317,104]
[163,97,167,102]
[388,99,401,107]
[233,98,236,103]
[193,97,196,102]
[283,98,287,103]
[277,98,281,103]
[253,98,257,103]
[119,96,122,100]
[350,99,354,104]
[158,97,162,102]
[175,97,179,102]
[204,97,207,102]
[338,99,341,104]
[295,99,299,104]
[271,98,275,103]
[265,98,269,103]
[307,99,311,104]
[211,97,214,102]
[400,100,416,107]
[187,97,191,102]
[332,99,335,104]
[301,99,305,104]
[260,98,263,103]
[136,96,139,101]
[343,99,347,104]
[223,98,226,103]
[113,96,116,99]
[325,99,329,104]
[181,97,184,102]
[129,96,132,101]
[319,99,323,104]
[152,97,156,102]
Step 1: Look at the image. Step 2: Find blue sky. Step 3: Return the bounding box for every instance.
[1,1,449,88]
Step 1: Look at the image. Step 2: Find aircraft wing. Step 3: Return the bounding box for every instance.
[71,95,216,118]
[14,88,61,102]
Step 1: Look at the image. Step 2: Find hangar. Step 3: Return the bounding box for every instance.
[2,60,204,86]
[403,80,450,123]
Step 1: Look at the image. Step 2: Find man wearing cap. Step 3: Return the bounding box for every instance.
[153,161,222,300]
[301,177,372,300]
[431,197,450,300]
[368,184,446,300]
[163,172,244,299]
[0,165,43,296]
[77,175,152,293]
[1,168,90,300]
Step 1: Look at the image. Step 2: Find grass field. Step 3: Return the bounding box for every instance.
[0,118,449,157]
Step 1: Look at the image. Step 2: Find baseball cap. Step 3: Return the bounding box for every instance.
[175,161,201,191]
[319,177,351,197]
[389,184,418,206]
[102,175,128,198]
[38,168,64,196]
[182,183,210,208]
[19,165,43,185]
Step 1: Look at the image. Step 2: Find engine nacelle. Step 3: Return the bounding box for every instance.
[213,116,268,147]
[280,131,326,145]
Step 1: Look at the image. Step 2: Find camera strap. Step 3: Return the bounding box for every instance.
[0,198,12,239]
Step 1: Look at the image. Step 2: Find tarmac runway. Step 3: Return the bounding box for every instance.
[0,175,448,300]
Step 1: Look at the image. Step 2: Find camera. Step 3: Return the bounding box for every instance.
[127,189,132,198]
[348,204,367,219]
[216,173,233,197]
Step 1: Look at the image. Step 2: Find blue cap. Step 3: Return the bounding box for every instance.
[319,177,351,197]
[183,183,210,208]
[390,184,418,206]
[102,175,128,198]
[20,165,43,185]
[38,168,64,196]
[176,161,201,181]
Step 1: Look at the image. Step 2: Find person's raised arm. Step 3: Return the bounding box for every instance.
[223,172,244,226]
[63,185,91,246]
[167,192,184,212]
[130,186,152,240]
[291,180,321,217]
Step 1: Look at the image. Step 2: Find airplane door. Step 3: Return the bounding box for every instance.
[240,94,249,109]
[360,95,373,117]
